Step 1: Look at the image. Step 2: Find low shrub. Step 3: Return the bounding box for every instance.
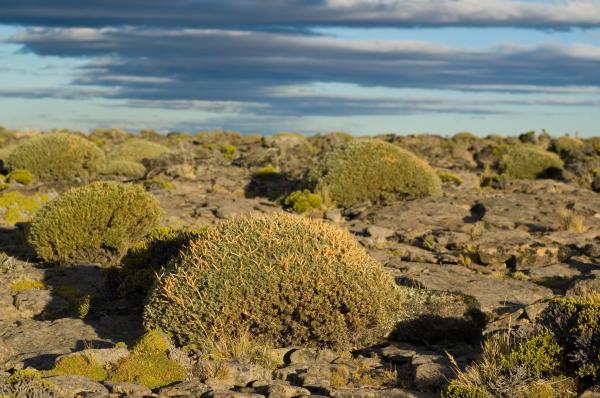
[46,352,107,382]
[7,169,34,185]
[307,139,442,207]
[6,133,105,182]
[27,182,162,265]
[437,170,463,186]
[109,138,172,163]
[552,136,585,159]
[497,144,564,179]
[0,371,64,398]
[99,160,146,179]
[144,213,401,351]
[284,189,322,213]
[0,191,50,226]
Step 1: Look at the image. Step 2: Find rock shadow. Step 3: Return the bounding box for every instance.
[244,172,304,201]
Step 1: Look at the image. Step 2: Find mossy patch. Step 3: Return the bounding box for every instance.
[46,352,107,382]
[9,279,47,293]
[7,169,33,185]
[0,191,50,226]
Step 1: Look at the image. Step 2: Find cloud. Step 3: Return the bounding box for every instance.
[9,27,600,106]
[2,0,600,29]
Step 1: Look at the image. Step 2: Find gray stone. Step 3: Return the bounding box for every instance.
[204,390,265,398]
[411,355,452,392]
[365,226,395,243]
[56,347,130,367]
[157,380,212,397]
[104,380,151,396]
[44,375,109,397]
[266,383,311,398]
[13,289,69,319]
[329,387,423,398]
[325,209,343,224]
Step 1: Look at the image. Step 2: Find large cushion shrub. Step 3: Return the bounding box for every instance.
[28,181,162,265]
[144,213,401,351]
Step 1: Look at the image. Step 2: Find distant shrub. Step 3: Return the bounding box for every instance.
[6,133,105,182]
[253,165,279,177]
[27,182,162,266]
[120,226,207,300]
[307,139,442,207]
[144,213,401,351]
[220,144,236,159]
[7,169,34,185]
[437,170,463,186]
[552,136,585,159]
[0,191,50,226]
[497,144,564,179]
[100,160,146,179]
[284,189,322,213]
[109,138,172,163]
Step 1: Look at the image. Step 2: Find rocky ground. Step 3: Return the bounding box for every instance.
[0,131,599,397]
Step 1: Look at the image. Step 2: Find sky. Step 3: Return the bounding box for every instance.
[0,1,599,136]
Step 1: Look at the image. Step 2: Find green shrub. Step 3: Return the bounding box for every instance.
[6,133,105,182]
[144,213,401,351]
[7,169,33,185]
[443,381,490,398]
[108,330,186,389]
[120,226,207,300]
[552,136,585,159]
[538,294,600,380]
[220,144,236,159]
[100,160,146,178]
[284,190,322,213]
[0,191,50,225]
[27,181,162,266]
[143,178,172,191]
[109,138,172,163]
[498,330,562,378]
[307,139,442,207]
[497,144,564,179]
[437,170,463,186]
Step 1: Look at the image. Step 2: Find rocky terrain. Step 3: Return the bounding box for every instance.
[0,128,598,397]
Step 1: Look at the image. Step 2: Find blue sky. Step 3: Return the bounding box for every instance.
[0,1,599,136]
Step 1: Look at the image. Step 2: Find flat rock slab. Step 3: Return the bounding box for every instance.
[0,318,114,370]
[387,261,553,316]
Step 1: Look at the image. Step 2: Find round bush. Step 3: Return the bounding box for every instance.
[307,139,442,207]
[497,144,564,179]
[109,138,172,163]
[7,133,105,182]
[28,182,162,265]
[100,160,146,178]
[144,213,401,350]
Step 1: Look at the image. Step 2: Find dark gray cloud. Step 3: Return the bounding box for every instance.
[2,0,600,29]
[8,27,600,108]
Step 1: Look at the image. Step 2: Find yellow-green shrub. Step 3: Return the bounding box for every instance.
[497,144,564,179]
[0,191,50,225]
[284,189,322,213]
[27,182,162,266]
[144,213,401,351]
[109,138,172,163]
[100,160,146,178]
[108,330,186,389]
[307,139,442,207]
[6,133,105,182]
[7,169,33,185]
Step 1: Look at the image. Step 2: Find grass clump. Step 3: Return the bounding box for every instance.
[108,330,186,389]
[445,294,599,396]
[6,133,105,182]
[0,191,50,226]
[558,210,587,233]
[46,352,107,382]
[100,160,146,179]
[438,170,463,186]
[497,144,564,179]
[0,370,64,398]
[284,189,322,213]
[120,226,207,301]
[220,144,236,159]
[144,213,401,351]
[109,138,172,163]
[9,279,47,293]
[307,139,442,207]
[7,169,33,185]
[253,165,279,177]
[53,285,92,319]
[27,181,162,266]
[143,178,172,191]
